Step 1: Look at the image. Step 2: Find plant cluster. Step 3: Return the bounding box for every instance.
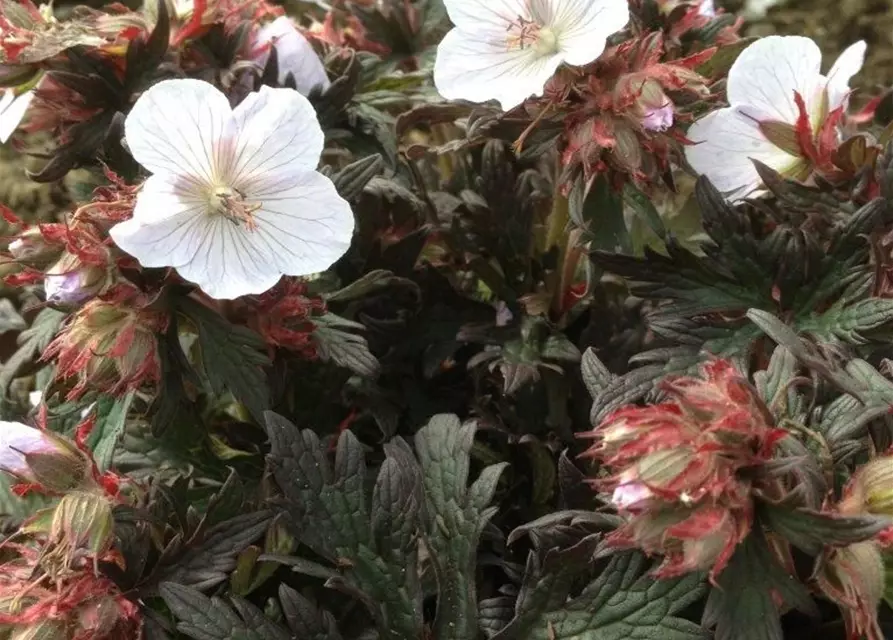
[0,0,892,638]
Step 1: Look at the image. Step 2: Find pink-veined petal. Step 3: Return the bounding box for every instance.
[727,35,823,124]
[109,175,211,269]
[825,40,866,111]
[442,0,527,30]
[124,78,234,188]
[175,217,284,299]
[0,89,33,143]
[684,107,802,202]
[229,85,323,189]
[433,27,562,110]
[550,0,630,66]
[242,169,354,278]
[255,17,330,96]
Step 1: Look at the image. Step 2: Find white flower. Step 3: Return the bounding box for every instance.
[253,16,330,96]
[433,0,629,111]
[110,79,354,300]
[0,421,58,477]
[0,88,34,143]
[685,36,866,202]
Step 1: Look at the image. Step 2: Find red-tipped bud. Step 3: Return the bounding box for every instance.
[0,422,90,492]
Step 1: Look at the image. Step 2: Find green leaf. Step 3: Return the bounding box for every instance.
[759,501,891,555]
[414,414,508,640]
[703,533,817,640]
[571,176,631,253]
[623,183,666,241]
[580,348,614,400]
[0,299,25,333]
[159,582,289,640]
[312,313,380,378]
[0,307,64,398]
[277,584,343,640]
[157,511,273,591]
[796,298,893,344]
[264,412,424,640]
[495,551,706,640]
[86,391,134,472]
[695,37,757,78]
[179,298,270,423]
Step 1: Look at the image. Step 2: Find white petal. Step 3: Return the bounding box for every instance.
[442,0,527,30]
[124,78,234,187]
[230,85,324,189]
[684,107,802,202]
[433,27,562,110]
[0,90,33,143]
[174,217,284,299]
[825,40,866,111]
[611,482,653,509]
[727,35,823,124]
[552,0,630,66]
[0,421,51,476]
[256,17,330,96]
[242,169,354,279]
[109,174,211,269]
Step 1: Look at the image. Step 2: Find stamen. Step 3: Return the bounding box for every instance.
[210,186,261,231]
[506,15,541,51]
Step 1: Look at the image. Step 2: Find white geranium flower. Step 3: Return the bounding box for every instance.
[253,16,330,96]
[110,79,354,300]
[433,0,630,111]
[685,36,866,202]
[0,88,34,143]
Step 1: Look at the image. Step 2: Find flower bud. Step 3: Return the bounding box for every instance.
[816,542,885,640]
[43,287,167,399]
[8,228,59,265]
[0,421,91,492]
[44,252,107,306]
[51,491,115,557]
[841,455,893,516]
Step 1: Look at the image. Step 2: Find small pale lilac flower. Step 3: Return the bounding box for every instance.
[643,103,674,132]
[0,421,58,477]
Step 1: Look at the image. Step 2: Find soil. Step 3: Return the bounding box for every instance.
[723,0,893,91]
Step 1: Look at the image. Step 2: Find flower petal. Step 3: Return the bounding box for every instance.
[826,40,866,111]
[174,217,284,299]
[552,0,630,66]
[242,169,354,279]
[727,35,822,124]
[0,89,33,143]
[124,78,233,187]
[229,85,324,189]
[256,17,330,96]
[684,107,802,201]
[0,421,51,476]
[441,0,527,30]
[433,27,562,110]
[109,174,211,269]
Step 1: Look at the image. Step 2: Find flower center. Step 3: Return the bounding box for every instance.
[209,186,260,231]
[505,16,558,56]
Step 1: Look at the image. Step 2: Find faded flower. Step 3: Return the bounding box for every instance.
[109,78,354,299]
[579,360,786,578]
[0,422,90,492]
